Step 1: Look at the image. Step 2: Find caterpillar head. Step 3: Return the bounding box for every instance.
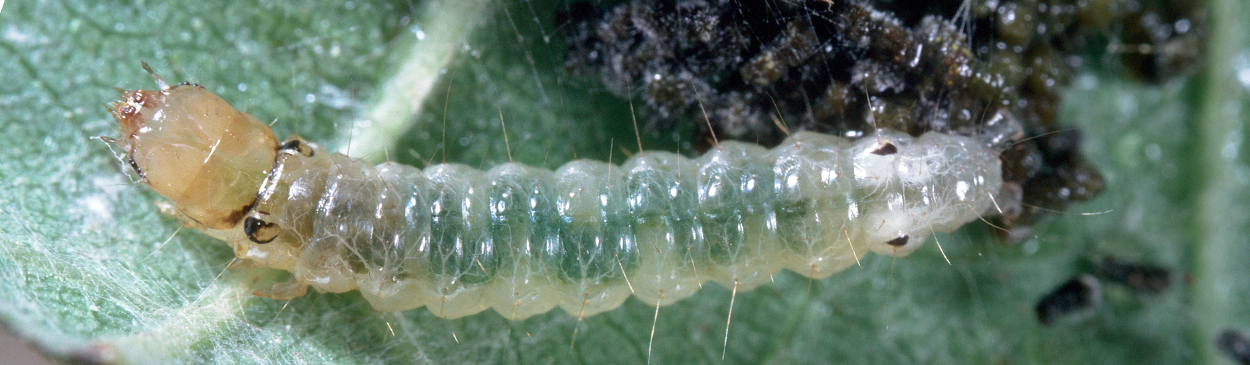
[110,64,279,230]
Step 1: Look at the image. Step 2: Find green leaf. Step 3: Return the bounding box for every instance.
[1,0,1247,364]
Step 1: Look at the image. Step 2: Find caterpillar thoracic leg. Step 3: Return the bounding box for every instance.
[110,67,1002,319]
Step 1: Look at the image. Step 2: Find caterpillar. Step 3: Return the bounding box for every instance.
[109,65,1003,320]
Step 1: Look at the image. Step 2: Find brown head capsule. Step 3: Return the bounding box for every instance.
[110,64,279,230]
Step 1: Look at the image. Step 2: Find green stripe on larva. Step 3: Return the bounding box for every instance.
[110,70,1002,320]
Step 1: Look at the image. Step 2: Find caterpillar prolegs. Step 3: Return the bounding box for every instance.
[109,69,1003,320]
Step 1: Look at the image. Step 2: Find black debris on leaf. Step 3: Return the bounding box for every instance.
[1035,274,1102,325]
[561,0,1205,239]
[1218,329,1250,365]
[1097,256,1172,295]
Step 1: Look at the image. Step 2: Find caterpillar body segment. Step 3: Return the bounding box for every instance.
[111,77,1003,320]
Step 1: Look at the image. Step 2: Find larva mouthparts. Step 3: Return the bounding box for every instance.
[110,67,1002,320]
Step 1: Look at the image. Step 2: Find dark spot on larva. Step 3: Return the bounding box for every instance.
[1035,275,1101,325]
[221,198,257,228]
[1217,329,1250,365]
[885,235,908,247]
[127,156,143,178]
[871,142,898,156]
[244,216,280,244]
[279,139,314,157]
[1097,256,1171,295]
